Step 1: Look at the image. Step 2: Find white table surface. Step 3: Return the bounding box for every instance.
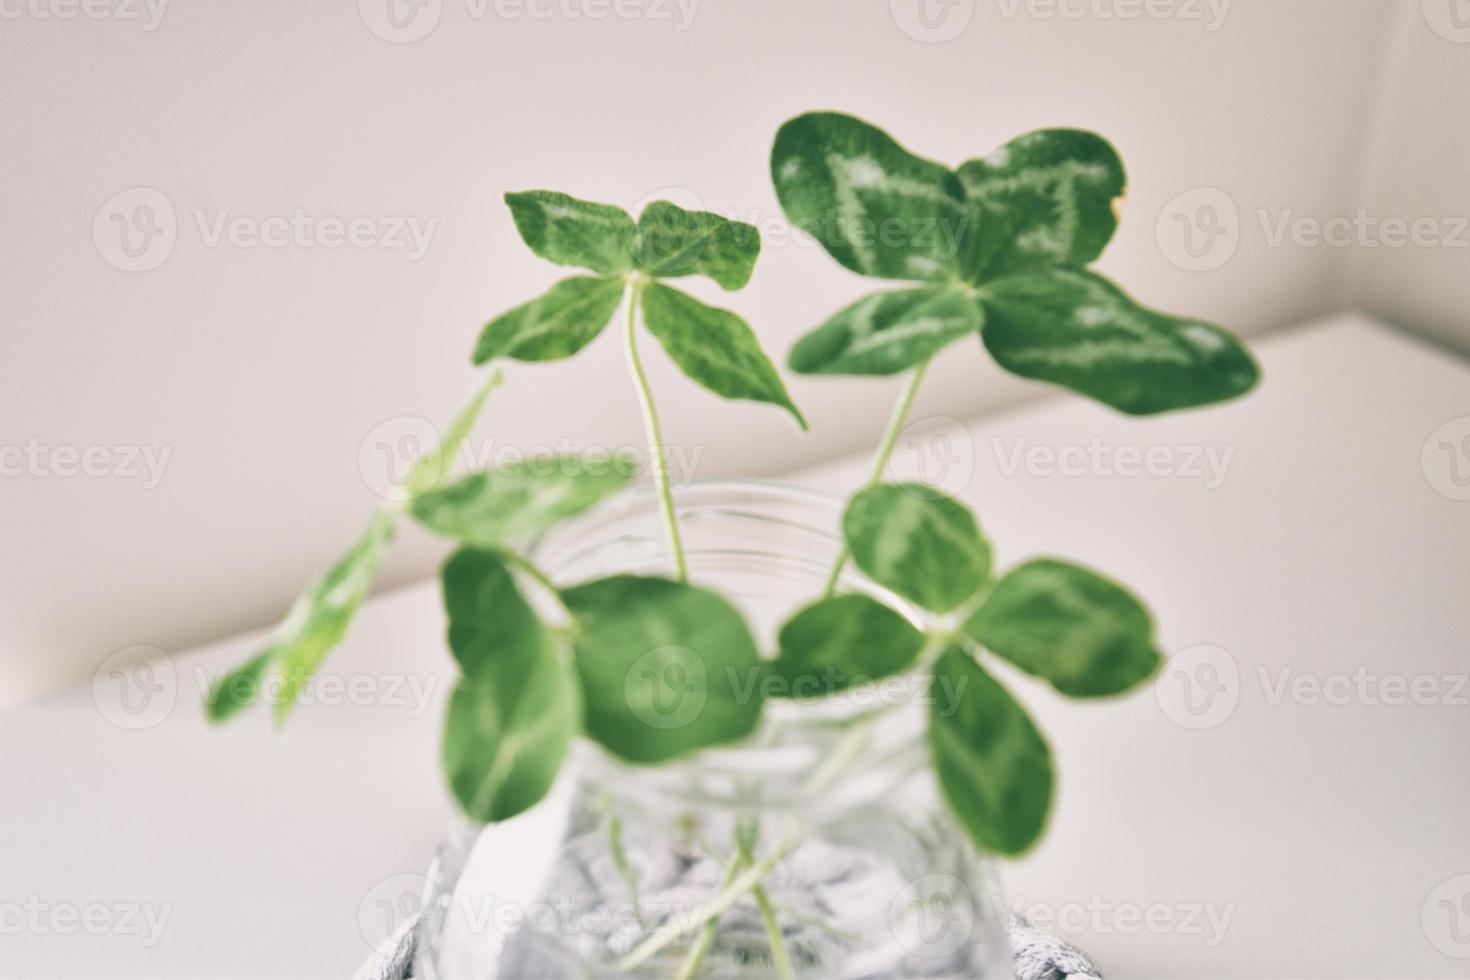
[3,314,1467,979]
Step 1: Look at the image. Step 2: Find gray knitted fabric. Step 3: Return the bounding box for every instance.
[354,913,1100,980]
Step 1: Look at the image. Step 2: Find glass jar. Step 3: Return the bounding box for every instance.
[414,481,1012,979]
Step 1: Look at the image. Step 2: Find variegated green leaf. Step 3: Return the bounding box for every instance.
[771,112,968,282]
[930,646,1053,855]
[270,509,396,724]
[204,651,272,723]
[413,454,636,550]
[965,558,1161,698]
[401,372,499,499]
[504,190,637,275]
[441,549,579,822]
[768,593,926,696]
[472,276,626,365]
[635,201,760,290]
[842,484,991,613]
[441,549,549,676]
[980,268,1259,415]
[561,575,764,764]
[955,129,1126,282]
[639,281,806,429]
[788,285,983,376]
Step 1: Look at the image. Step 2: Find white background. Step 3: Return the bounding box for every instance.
[3,1,1468,707]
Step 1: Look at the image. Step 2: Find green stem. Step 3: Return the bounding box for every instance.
[673,851,745,980]
[606,813,646,929]
[623,277,688,582]
[739,840,795,980]
[616,821,804,973]
[820,358,932,597]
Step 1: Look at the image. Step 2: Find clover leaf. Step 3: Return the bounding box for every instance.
[441,549,579,822]
[767,593,926,696]
[842,484,991,613]
[773,111,1259,415]
[412,453,636,549]
[929,646,1054,855]
[561,575,764,764]
[964,558,1162,698]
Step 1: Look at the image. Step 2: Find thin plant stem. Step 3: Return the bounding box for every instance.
[820,358,932,596]
[622,277,688,582]
[606,813,646,929]
[673,851,746,980]
[736,836,795,980]
[616,821,804,973]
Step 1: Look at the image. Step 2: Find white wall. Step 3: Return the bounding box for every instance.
[1,0,1449,707]
[1347,2,1470,357]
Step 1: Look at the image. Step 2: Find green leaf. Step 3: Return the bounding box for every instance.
[955,129,1126,282]
[842,484,991,613]
[441,549,548,676]
[561,575,764,764]
[203,651,272,724]
[980,268,1260,415]
[271,509,396,725]
[504,190,637,275]
[442,631,579,823]
[788,285,982,376]
[440,548,578,823]
[400,372,500,499]
[413,455,636,550]
[771,112,968,282]
[472,276,626,365]
[930,647,1053,855]
[768,594,925,697]
[636,201,760,290]
[639,281,806,429]
[965,558,1161,698]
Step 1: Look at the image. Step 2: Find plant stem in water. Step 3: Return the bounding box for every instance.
[820,358,932,596]
[622,277,688,582]
[616,821,804,972]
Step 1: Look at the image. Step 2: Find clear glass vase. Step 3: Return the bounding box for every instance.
[414,481,1013,979]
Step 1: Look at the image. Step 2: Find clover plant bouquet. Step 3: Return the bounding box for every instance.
[206,111,1257,977]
